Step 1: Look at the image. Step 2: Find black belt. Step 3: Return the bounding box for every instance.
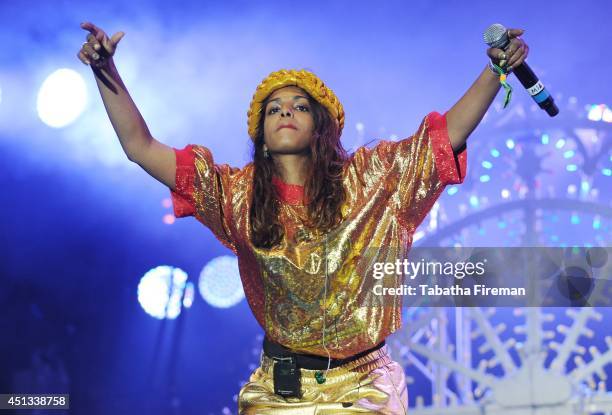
[263,336,386,370]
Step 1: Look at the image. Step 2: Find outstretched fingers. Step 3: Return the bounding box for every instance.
[107,31,125,51]
[80,22,103,42]
[80,22,101,34]
[78,22,125,66]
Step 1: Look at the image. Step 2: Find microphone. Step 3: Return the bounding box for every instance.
[484,23,559,117]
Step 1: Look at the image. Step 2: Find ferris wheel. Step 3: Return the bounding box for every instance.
[390,94,612,415]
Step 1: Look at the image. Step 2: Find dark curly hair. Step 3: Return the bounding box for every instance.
[249,91,348,249]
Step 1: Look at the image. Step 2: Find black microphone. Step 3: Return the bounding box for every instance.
[484,23,558,117]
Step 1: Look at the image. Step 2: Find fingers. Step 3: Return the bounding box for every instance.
[508,44,529,69]
[486,27,529,72]
[78,22,123,66]
[77,43,99,66]
[77,50,90,66]
[505,39,528,70]
[508,28,525,38]
[86,34,102,52]
[80,21,101,37]
[81,21,107,45]
[487,47,507,68]
[77,38,105,66]
[110,31,125,47]
[506,44,524,68]
[487,47,506,61]
[101,31,124,54]
[84,43,99,60]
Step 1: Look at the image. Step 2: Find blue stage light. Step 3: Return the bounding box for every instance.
[137,266,189,320]
[37,69,87,128]
[580,181,590,192]
[447,187,458,196]
[604,106,612,123]
[587,104,609,122]
[593,217,601,230]
[199,255,244,308]
[469,195,479,207]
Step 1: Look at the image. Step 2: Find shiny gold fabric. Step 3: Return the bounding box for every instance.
[238,345,408,414]
[171,111,467,359]
[247,69,345,140]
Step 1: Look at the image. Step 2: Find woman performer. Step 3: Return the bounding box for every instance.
[77,21,528,414]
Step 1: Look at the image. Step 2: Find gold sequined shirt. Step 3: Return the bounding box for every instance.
[171,111,467,358]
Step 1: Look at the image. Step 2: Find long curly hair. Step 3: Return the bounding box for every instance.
[249,92,348,249]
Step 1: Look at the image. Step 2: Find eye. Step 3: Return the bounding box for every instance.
[267,107,280,115]
[296,104,310,112]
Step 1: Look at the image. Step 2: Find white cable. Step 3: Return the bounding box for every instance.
[321,234,332,377]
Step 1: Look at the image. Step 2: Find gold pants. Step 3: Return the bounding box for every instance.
[238,345,408,414]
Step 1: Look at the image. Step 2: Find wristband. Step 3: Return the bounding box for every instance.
[488,60,513,108]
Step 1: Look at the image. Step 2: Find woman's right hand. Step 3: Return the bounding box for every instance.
[77,22,125,68]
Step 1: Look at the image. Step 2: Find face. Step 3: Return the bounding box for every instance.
[263,86,315,156]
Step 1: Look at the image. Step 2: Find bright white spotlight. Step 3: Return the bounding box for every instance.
[137,265,189,319]
[587,104,603,122]
[37,68,87,128]
[199,255,244,308]
[603,106,612,123]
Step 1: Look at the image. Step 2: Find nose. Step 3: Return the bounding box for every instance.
[280,106,293,118]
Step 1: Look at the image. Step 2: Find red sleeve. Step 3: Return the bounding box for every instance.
[430,111,467,185]
[171,145,197,218]
[169,144,239,253]
[367,111,467,232]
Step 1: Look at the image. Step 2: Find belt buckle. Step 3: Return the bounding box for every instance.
[272,356,295,363]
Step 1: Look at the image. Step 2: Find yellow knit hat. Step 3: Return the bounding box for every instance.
[247,69,345,141]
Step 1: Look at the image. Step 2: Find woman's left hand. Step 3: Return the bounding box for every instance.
[487,28,529,72]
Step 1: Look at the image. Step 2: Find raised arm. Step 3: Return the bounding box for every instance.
[77,22,177,189]
[446,28,528,152]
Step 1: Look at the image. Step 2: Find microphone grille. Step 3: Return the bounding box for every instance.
[484,23,509,49]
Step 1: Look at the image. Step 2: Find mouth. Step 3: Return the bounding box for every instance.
[277,124,297,131]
